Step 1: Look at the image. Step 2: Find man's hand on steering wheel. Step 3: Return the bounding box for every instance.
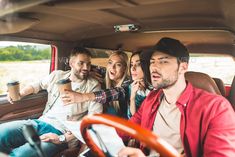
[118,147,146,157]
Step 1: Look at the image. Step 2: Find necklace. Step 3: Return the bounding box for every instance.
[164,96,175,105]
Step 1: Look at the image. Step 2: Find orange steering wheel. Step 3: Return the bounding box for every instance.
[80,114,182,157]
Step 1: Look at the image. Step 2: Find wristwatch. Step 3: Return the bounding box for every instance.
[58,135,66,143]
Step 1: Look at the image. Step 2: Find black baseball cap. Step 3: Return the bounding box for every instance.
[140,37,189,84]
[154,37,189,62]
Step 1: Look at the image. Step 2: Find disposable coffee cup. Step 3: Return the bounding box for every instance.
[7,81,21,101]
[57,79,71,94]
[57,79,72,120]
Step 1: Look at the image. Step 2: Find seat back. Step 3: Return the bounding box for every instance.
[228,76,235,106]
[213,77,226,96]
[185,71,221,95]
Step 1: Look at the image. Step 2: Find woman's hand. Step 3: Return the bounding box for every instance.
[61,90,84,105]
[130,79,145,100]
[130,79,145,116]
[130,80,139,100]
[61,90,95,105]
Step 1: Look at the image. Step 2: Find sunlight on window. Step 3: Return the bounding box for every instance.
[189,54,235,85]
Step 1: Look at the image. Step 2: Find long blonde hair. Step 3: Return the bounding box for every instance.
[105,51,129,111]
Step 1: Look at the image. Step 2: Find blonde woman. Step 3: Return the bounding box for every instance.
[104,50,129,118]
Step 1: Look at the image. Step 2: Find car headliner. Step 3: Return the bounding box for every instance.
[0,0,235,56]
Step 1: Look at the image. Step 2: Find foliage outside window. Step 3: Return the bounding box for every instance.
[0,41,51,95]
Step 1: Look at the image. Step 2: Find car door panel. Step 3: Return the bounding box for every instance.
[0,91,47,123]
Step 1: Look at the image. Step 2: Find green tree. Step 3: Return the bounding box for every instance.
[0,45,51,61]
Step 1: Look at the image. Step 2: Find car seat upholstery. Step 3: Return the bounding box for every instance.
[213,77,226,96]
[228,75,235,106]
[185,71,221,95]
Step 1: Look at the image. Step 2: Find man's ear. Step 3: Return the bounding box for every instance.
[179,62,188,74]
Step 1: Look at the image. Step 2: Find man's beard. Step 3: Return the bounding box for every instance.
[74,71,88,80]
[154,76,178,90]
[152,70,179,90]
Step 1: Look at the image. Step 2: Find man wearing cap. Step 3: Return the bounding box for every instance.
[0,47,103,157]
[118,37,235,157]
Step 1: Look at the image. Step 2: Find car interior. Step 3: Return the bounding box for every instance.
[0,0,235,156]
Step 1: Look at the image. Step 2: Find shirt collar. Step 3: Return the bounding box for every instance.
[155,82,193,107]
[155,89,164,104]
[176,82,193,107]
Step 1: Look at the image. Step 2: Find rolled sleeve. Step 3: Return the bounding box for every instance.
[30,71,57,93]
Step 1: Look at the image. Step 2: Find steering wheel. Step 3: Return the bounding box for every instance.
[80,114,182,157]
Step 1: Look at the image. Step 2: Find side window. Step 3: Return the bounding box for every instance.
[88,48,132,67]
[88,48,110,67]
[0,41,52,95]
[188,54,235,85]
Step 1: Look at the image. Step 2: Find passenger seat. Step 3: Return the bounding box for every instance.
[185,71,221,95]
[212,77,226,96]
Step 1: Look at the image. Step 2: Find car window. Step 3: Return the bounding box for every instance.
[189,54,235,85]
[0,41,51,95]
[88,48,132,67]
